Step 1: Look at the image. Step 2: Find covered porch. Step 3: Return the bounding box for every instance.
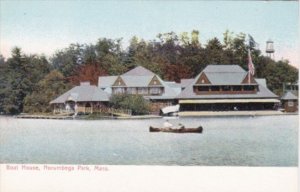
[52,101,108,114]
[179,99,280,111]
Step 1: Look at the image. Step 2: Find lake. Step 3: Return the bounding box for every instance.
[0,115,298,166]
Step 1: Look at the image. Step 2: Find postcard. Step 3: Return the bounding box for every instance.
[0,1,298,191]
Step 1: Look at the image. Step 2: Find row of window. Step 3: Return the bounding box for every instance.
[113,87,162,95]
[196,85,257,92]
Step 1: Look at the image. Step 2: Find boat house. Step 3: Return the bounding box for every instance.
[50,82,110,114]
[50,66,180,114]
[98,66,180,113]
[177,65,280,111]
[50,65,281,115]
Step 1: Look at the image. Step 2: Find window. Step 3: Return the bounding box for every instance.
[244,85,255,91]
[211,86,220,91]
[150,87,161,95]
[197,86,209,91]
[288,101,294,107]
[114,87,125,94]
[127,88,137,94]
[233,86,242,91]
[137,87,148,95]
[221,86,231,91]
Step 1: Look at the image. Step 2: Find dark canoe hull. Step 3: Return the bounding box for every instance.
[149,126,203,133]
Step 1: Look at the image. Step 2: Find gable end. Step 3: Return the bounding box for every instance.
[112,76,126,86]
[241,73,257,84]
[195,72,211,85]
[149,75,163,86]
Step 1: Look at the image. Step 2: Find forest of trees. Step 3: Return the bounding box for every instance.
[0,30,298,114]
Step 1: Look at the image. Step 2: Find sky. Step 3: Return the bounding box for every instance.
[0,1,299,67]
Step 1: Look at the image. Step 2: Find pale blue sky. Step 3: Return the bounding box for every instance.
[0,1,299,66]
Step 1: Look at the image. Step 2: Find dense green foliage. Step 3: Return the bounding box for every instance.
[0,48,50,114]
[0,30,298,114]
[109,94,150,115]
[23,70,71,113]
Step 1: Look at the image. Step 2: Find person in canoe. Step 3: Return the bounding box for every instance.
[163,120,185,130]
[163,120,173,128]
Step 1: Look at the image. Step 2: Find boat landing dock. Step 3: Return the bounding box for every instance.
[15,114,73,120]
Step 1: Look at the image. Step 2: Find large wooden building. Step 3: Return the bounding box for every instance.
[50,66,180,114]
[177,65,280,111]
[50,65,281,114]
[50,82,110,114]
[98,66,180,113]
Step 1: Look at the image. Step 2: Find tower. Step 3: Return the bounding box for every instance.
[266,39,275,59]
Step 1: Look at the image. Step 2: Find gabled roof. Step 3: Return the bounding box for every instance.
[97,66,182,100]
[122,66,155,76]
[144,77,181,100]
[120,75,154,87]
[177,83,278,99]
[177,65,278,99]
[281,91,298,100]
[204,72,247,85]
[164,81,181,88]
[50,84,110,104]
[197,65,251,85]
[255,78,267,87]
[203,65,246,73]
[111,75,164,87]
[99,67,163,88]
[98,76,118,88]
[180,79,194,88]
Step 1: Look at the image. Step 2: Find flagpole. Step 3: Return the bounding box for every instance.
[248,70,250,84]
[248,49,250,84]
[247,35,255,84]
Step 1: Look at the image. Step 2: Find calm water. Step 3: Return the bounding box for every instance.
[0,115,298,166]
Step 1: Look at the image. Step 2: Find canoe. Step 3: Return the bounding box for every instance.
[149,126,203,133]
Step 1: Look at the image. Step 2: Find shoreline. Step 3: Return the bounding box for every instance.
[4,110,298,120]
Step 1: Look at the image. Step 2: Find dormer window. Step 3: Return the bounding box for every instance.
[201,79,205,83]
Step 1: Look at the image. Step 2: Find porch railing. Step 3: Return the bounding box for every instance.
[53,107,132,116]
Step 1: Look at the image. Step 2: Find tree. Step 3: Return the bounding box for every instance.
[0,54,5,65]
[109,94,150,115]
[0,55,7,113]
[204,38,224,64]
[0,48,51,114]
[94,38,126,75]
[1,30,297,115]
[68,63,107,85]
[163,64,192,82]
[191,30,200,46]
[260,60,298,95]
[24,70,71,113]
[51,43,84,77]
[2,48,32,114]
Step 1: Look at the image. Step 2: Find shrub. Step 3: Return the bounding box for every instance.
[109,94,150,115]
